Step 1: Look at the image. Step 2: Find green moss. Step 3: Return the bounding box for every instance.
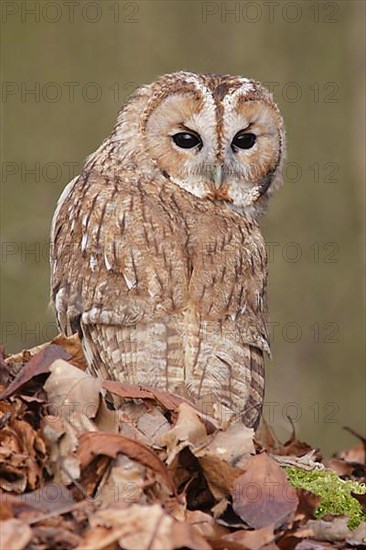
[285,466,366,529]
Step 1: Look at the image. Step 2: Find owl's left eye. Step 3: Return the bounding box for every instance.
[172,132,202,149]
[232,131,256,150]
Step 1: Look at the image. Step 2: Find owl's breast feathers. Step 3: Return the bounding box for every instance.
[51,169,269,426]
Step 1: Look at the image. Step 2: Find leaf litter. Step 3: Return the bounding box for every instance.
[0,335,364,549]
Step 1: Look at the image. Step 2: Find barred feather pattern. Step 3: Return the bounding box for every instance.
[51,166,268,428]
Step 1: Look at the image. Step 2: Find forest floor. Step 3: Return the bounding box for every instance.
[0,335,365,550]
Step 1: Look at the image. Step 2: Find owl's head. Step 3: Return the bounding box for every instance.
[114,72,286,216]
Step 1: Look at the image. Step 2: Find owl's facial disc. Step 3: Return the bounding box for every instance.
[143,88,284,213]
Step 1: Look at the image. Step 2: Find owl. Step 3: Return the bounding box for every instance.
[50,72,286,429]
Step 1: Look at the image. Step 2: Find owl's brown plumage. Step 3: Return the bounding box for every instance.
[50,72,286,428]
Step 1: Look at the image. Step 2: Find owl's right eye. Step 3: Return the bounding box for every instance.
[172,132,202,149]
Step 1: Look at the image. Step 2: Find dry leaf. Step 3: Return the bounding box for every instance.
[351,491,366,514]
[0,344,71,400]
[0,411,46,492]
[96,455,146,506]
[220,524,275,550]
[185,509,228,539]
[52,332,88,370]
[195,422,254,466]
[295,489,321,522]
[0,518,33,550]
[193,422,254,500]
[77,431,175,494]
[44,360,103,432]
[21,483,75,514]
[103,380,218,434]
[32,522,83,549]
[0,448,27,492]
[276,427,317,459]
[294,540,337,550]
[160,403,207,464]
[136,408,171,447]
[42,412,80,485]
[306,517,366,543]
[341,442,366,464]
[231,453,298,529]
[78,503,211,550]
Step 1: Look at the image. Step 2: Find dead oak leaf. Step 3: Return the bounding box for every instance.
[185,509,228,539]
[95,454,146,507]
[0,518,33,550]
[295,489,321,522]
[193,422,255,500]
[0,448,28,492]
[78,503,211,550]
[294,540,338,550]
[44,360,118,434]
[219,524,275,550]
[0,417,46,492]
[52,333,88,371]
[103,380,218,434]
[44,360,103,432]
[77,432,175,495]
[305,517,366,543]
[160,403,207,465]
[41,412,80,486]
[231,452,298,529]
[0,344,71,400]
[351,491,366,514]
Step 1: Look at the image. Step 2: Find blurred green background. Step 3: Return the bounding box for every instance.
[1,1,365,455]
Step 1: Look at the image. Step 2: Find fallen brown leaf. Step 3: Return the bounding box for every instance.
[351,491,366,514]
[0,344,71,400]
[44,359,105,433]
[294,540,337,550]
[231,452,298,529]
[160,403,208,464]
[103,380,218,433]
[52,332,88,370]
[77,431,175,494]
[0,518,33,550]
[220,524,275,550]
[305,517,366,543]
[295,489,321,522]
[96,454,146,506]
[32,522,83,549]
[185,509,228,539]
[0,410,46,492]
[41,411,81,485]
[275,422,319,460]
[194,422,254,500]
[78,503,211,550]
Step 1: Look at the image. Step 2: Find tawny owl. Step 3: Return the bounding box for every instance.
[50,72,286,429]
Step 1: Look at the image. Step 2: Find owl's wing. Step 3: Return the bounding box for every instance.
[50,168,190,385]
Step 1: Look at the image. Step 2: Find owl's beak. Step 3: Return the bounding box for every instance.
[212,165,224,189]
[208,165,233,202]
